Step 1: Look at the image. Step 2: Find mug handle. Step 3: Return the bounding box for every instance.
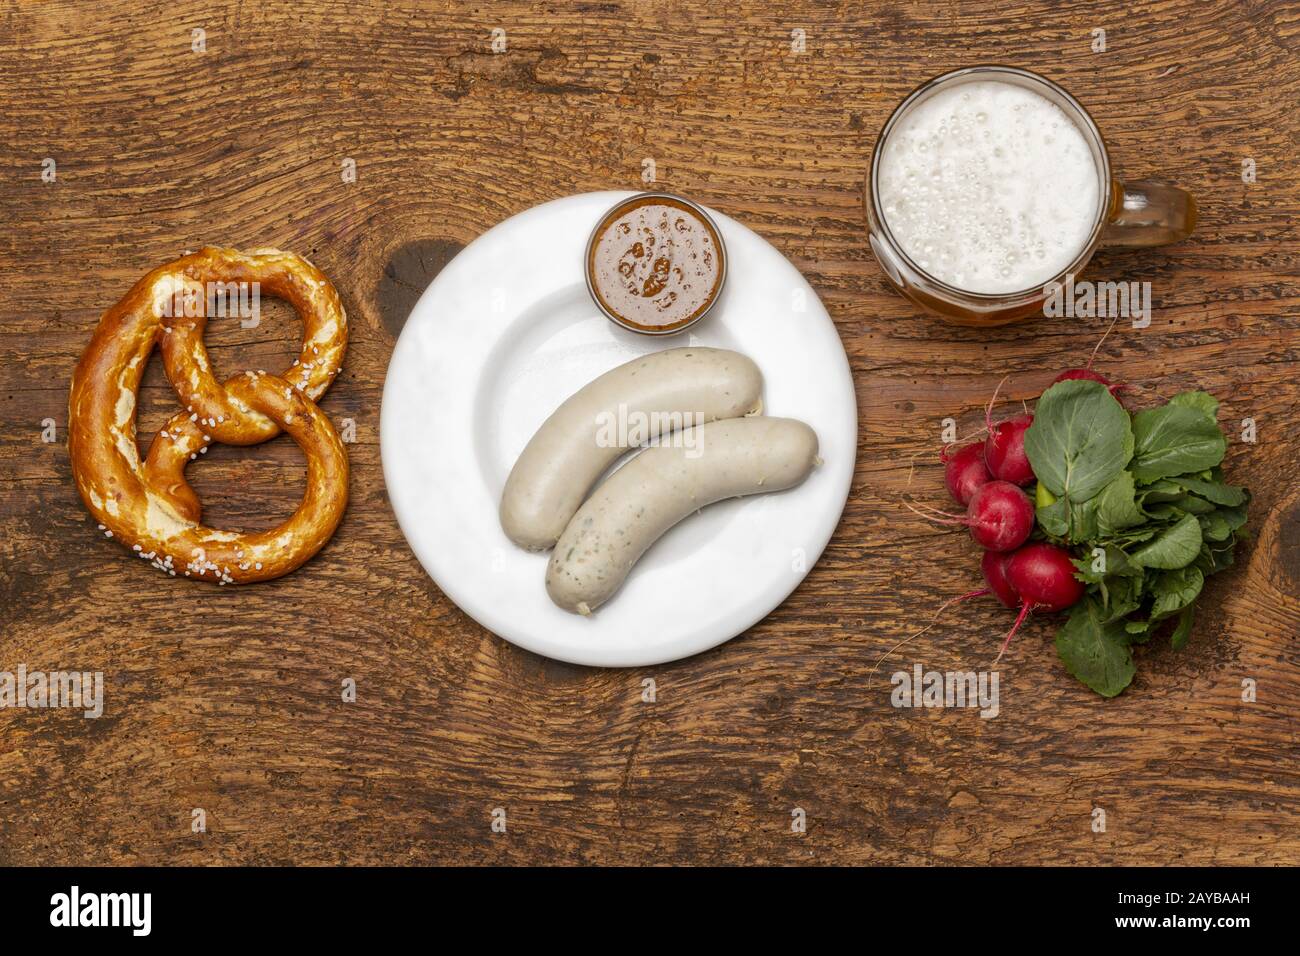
[1101,179,1197,248]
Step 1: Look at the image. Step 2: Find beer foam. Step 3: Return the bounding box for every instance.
[876,80,1101,295]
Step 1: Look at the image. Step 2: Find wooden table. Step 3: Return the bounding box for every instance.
[2,0,1297,866]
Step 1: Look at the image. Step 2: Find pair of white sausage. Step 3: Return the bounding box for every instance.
[499,347,819,614]
[500,348,763,550]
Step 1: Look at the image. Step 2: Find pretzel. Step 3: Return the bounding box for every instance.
[68,247,349,583]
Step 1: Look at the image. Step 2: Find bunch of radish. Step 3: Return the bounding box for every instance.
[892,336,1248,698]
[913,369,1114,659]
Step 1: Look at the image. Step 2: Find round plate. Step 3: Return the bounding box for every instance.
[381,191,857,667]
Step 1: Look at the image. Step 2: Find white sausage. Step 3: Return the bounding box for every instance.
[546,416,819,614]
[500,348,763,551]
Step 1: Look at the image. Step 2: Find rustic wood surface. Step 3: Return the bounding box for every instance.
[1,0,1297,866]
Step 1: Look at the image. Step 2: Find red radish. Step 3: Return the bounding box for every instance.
[980,375,1035,486]
[1053,367,1111,386]
[1054,367,1128,402]
[995,542,1085,661]
[965,481,1034,551]
[941,442,992,506]
[1053,315,1128,398]
[906,479,1034,552]
[980,550,1019,608]
[984,413,1035,486]
[1008,543,1084,612]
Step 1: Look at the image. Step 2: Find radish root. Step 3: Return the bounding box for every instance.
[995,601,1036,664]
[985,374,1010,433]
[903,499,968,525]
[871,587,992,674]
[1087,313,1122,370]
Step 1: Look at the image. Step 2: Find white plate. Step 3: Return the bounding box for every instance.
[381,191,857,666]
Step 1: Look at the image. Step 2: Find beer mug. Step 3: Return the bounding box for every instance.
[864,65,1196,326]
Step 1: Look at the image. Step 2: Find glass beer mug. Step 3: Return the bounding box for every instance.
[864,65,1196,326]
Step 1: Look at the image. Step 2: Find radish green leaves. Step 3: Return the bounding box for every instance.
[1027,382,1248,697]
[1131,404,1227,481]
[1054,596,1135,699]
[1024,380,1133,502]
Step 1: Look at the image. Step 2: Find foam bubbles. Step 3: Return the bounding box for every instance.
[877,80,1100,295]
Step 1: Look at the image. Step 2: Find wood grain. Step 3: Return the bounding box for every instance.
[1,0,1298,865]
